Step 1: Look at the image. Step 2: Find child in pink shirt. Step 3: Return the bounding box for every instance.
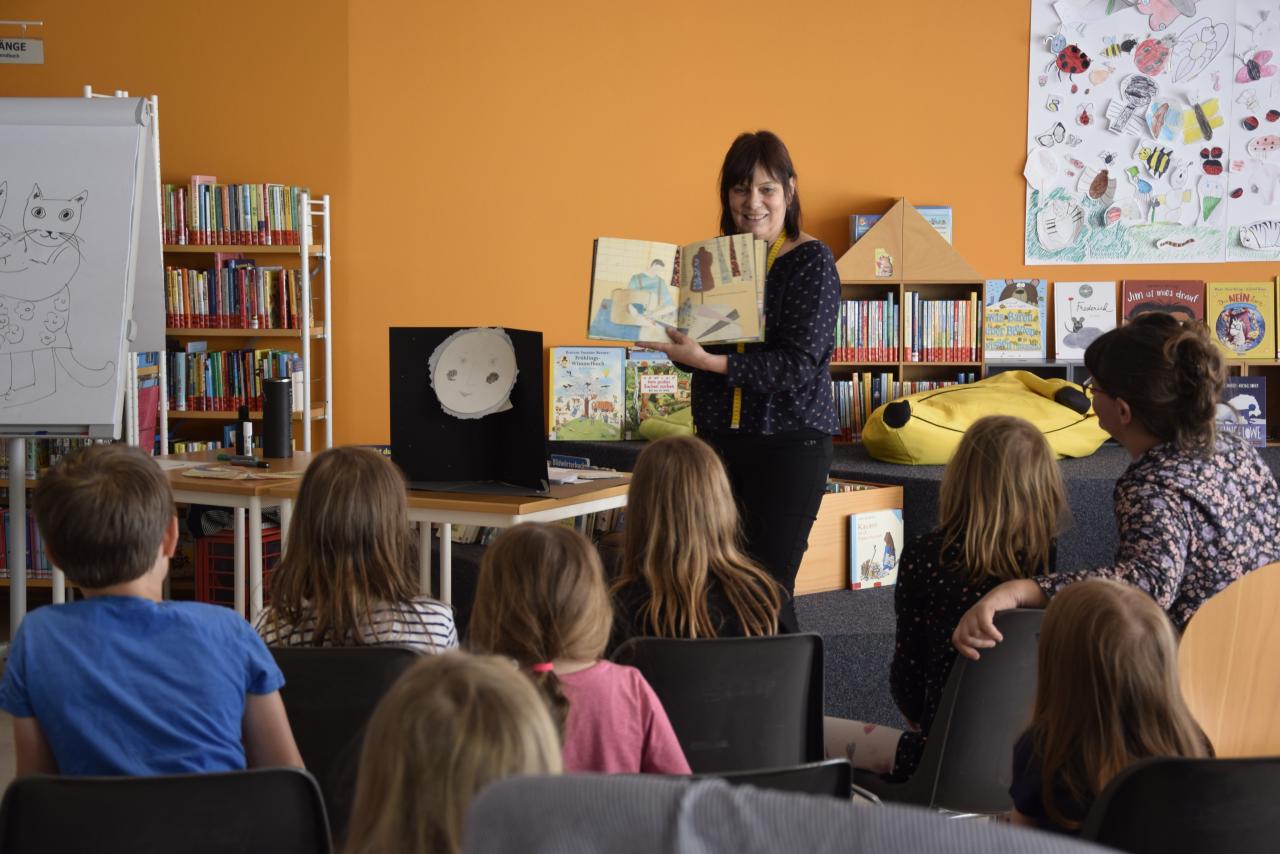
[469,523,690,775]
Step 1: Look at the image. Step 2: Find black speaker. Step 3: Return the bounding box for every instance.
[262,377,293,458]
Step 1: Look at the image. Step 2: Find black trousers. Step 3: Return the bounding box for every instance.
[704,429,833,634]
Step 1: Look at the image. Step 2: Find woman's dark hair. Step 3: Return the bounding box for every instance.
[718,130,801,240]
[1084,313,1225,452]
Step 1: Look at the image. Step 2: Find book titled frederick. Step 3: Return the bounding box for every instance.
[624,351,691,439]
[1207,282,1277,360]
[1054,282,1117,361]
[587,235,766,345]
[983,279,1047,361]
[1216,376,1267,447]
[548,346,626,441]
[849,508,903,590]
[1120,280,1205,323]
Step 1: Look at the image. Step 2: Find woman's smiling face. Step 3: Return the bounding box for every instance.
[729,163,792,243]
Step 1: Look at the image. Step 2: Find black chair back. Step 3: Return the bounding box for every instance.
[0,768,331,854]
[1081,756,1280,853]
[611,634,823,773]
[271,646,418,838]
[857,608,1043,813]
[706,758,854,799]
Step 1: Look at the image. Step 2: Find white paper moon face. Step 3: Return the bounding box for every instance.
[428,328,518,419]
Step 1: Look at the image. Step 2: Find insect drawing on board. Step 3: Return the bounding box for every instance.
[1076,102,1094,126]
[1138,144,1174,178]
[1236,49,1277,83]
[1101,36,1137,58]
[1045,38,1091,82]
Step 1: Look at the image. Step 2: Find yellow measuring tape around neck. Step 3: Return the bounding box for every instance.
[730,230,789,430]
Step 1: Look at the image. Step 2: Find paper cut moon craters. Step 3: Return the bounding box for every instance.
[428,327,519,419]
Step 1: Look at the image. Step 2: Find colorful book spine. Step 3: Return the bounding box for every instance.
[165,348,297,412]
[162,180,310,246]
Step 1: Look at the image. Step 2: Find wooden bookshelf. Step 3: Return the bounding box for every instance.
[166,327,325,339]
[164,244,324,255]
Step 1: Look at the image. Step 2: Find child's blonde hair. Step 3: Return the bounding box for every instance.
[345,652,562,854]
[611,435,781,638]
[938,415,1068,585]
[468,523,612,731]
[1030,579,1210,830]
[262,446,422,646]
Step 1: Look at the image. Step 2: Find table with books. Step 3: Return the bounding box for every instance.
[263,474,630,604]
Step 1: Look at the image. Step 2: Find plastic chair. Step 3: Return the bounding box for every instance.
[855,608,1043,814]
[611,634,823,773]
[701,758,857,800]
[0,767,331,854]
[1081,756,1280,853]
[271,646,418,838]
[1178,561,1280,757]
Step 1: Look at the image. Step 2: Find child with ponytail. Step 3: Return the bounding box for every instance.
[468,523,690,775]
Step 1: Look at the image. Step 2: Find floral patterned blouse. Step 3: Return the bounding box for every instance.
[1036,431,1280,629]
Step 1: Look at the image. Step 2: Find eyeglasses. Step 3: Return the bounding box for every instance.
[1081,376,1103,395]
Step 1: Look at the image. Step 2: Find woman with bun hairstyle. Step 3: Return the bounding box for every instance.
[954,313,1280,658]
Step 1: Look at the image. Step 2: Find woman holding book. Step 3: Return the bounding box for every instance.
[953,313,1280,658]
[649,130,840,632]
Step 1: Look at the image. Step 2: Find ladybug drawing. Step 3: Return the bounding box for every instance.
[1134,36,1174,76]
[1048,43,1092,81]
[1200,146,1224,175]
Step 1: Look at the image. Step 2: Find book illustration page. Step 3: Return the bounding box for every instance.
[588,237,679,343]
[677,235,762,343]
[428,327,518,419]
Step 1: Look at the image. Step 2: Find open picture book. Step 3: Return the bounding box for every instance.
[587,235,768,344]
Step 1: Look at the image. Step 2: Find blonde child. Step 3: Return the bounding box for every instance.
[1010,579,1211,833]
[255,446,456,653]
[344,652,562,854]
[0,445,302,775]
[825,415,1068,778]
[468,523,690,775]
[609,435,781,650]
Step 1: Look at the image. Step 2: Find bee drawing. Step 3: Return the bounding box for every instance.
[1138,144,1174,178]
[1102,36,1138,58]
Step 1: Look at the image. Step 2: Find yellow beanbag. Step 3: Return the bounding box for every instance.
[637,404,694,441]
[861,370,1108,465]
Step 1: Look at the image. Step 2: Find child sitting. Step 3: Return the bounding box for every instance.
[825,415,1068,778]
[609,435,781,651]
[344,652,562,854]
[0,444,302,775]
[1011,578,1211,833]
[254,446,456,653]
[468,523,690,775]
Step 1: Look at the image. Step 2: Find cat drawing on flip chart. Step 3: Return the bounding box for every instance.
[0,182,114,408]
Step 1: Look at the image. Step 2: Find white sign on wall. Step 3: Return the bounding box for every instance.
[0,38,43,65]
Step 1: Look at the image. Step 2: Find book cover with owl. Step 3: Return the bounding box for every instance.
[1120,280,1205,324]
[547,346,625,441]
[849,508,903,590]
[1054,281,1116,361]
[983,279,1046,361]
[1207,282,1276,361]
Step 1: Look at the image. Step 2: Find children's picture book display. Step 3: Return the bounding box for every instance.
[1026,0,1280,264]
[547,346,625,441]
[587,235,766,344]
[624,351,690,439]
[849,508,903,590]
[1120,279,1205,322]
[1216,375,1267,446]
[984,279,1048,360]
[1207,281,1276,359]
[1054,281,1117,359]
[851,205,952,246]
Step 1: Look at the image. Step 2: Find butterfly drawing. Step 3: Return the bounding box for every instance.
[1036,121,1080,148]
[1236,49,1278,83]
[1182,97,1224,143]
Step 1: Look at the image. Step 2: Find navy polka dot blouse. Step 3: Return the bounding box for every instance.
[691,239,840,436]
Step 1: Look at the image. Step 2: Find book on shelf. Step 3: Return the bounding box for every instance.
[166,259,303,329]
[547,346,626,441]
[163,177,310,246]
[1207,282,1276,360]
[850,205,952,245]
[1120,280,1205,323]
[587,235,766,344]
[1054,281,1117,361]
[983,279,1047,361]
[904,293,979,362]
[1216,376,1267,447]
[831,373,976,442]
[624,351,691,439]
[0,509,53,579]
[836,296,899,362]
[849,508,903,590]
[166,348,298,412]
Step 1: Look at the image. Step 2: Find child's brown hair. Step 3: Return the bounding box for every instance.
[261,446,424,646]
[467,523,612,731]
[1030,579,1210,830]
[345,652,562,854]
[611,435,781,638]
[938,415,1068,585]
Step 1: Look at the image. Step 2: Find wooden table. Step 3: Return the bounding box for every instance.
[167,450,315,619]
[264,476,630,604]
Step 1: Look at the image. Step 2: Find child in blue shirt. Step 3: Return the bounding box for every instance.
[0,444,303,776]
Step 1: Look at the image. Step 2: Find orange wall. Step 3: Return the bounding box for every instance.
[7,1,1278,443]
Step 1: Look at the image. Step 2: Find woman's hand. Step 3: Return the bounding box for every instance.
[951,579,1048,661]
[646,328,727,374]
